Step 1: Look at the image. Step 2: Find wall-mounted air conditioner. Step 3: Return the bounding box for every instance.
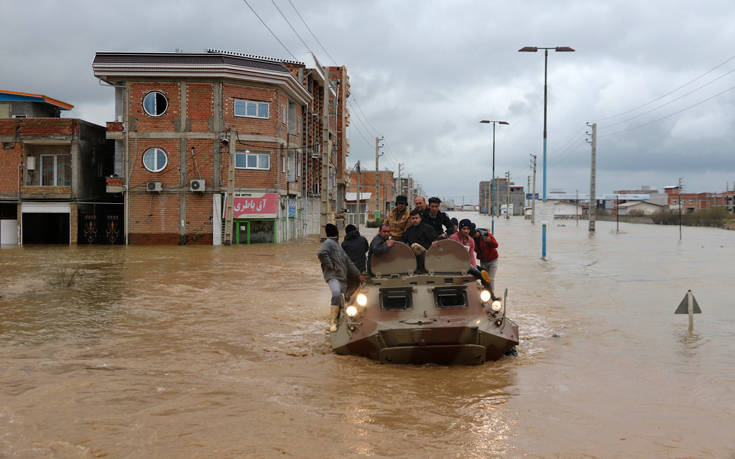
[190,179,205,192]
[146,181,162,192]
[26,156,35,171]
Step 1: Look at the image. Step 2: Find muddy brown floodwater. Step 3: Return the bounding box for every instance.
[1,213,735,457]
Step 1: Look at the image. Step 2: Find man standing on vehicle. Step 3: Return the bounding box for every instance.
[341,224,369,274]
[317,223,362,332]
[422,197,454,239]
[385,195,410,239]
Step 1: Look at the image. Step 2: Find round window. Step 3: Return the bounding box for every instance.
[142,148,168,172]
[142,91,168,116]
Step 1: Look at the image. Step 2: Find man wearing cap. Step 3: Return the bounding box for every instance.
[385,195,411,239]
[317,223,362,332]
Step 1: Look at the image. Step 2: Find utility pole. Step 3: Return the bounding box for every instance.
[587,122,597,233]
[223,128,237,245]
[530,154,537,225]
[397,162,403,198]
[678,177,684,240]
[505,171,511,219]
[356,160,361,228]
[616,194,620,233]
[576,189,579,226]
[374,136,384,220]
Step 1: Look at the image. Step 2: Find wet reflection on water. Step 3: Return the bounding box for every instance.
[1,216,735,456]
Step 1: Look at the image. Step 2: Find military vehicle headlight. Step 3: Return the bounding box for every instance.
[345,305,359,317]
[480,289,492,303]
[356,292,368,306]
[491,300,503,312]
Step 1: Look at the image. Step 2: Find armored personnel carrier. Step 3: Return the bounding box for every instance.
[331,238,519,364]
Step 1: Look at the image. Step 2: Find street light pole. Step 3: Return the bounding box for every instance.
[519,45,575,260]
[480,120,509,234]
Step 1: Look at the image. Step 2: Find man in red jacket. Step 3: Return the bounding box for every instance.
[476,229,499,292]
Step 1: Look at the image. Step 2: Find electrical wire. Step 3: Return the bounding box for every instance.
[601,66,735,129]
[598,53,735,121]
[286,0,338,65]
[270,0,312,55]
[599,83,735,138]
[241,0,297,60]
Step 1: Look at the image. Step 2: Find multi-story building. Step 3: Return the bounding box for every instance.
[479,178,524,216]
[93,50,315,244]
[664,186,735,213]
[347,169,395,220]
[0,90,113,245]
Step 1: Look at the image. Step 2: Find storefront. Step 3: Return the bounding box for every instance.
[20,202,74,245]
[226,192,279,245]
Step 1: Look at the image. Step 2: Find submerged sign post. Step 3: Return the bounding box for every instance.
[675,289,702,332]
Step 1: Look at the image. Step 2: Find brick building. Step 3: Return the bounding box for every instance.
[93,50,318,244]
[664,185,735,213]
[0,90,114,245]
[347,169,395,219]
[283,55,350,236]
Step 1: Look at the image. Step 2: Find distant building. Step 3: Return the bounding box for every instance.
[0,90,114,245]
[617,201,665,215]
[664,186,734,213]
[479,178,524,216]
[347,169,395,219]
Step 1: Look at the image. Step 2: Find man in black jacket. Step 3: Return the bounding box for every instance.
[400,209,437,273]
[422,197,454,238]
[368,224,394,276]
[341,224,369,274]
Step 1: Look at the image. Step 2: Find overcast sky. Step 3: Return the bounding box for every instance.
[4,0,735,202]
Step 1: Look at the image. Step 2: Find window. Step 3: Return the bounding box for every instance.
[142,148,168,172]
[142,91,168,116]
[380,288,412,310]
[689,200,694,204]
[672,200,677,204]
[281,154,286,173]
[433,287,467,308]
[288,102,297,134]
[234,99,269,119]
[40,154,71,186]
[235,150,270,170]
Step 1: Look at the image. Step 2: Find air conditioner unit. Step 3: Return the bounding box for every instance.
[190,179,205,192]
[146,181,162,192]
[26,156,35,171]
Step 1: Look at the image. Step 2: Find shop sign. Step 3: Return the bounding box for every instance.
[226,193,279,218]
[288,199,296,218]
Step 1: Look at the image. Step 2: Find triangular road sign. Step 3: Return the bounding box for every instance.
[675,291,702,314]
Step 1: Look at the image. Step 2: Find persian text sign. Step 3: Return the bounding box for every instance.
[227,193,279,218]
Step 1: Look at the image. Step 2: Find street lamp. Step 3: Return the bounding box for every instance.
[519,45,575,259]
[480,120,509,234]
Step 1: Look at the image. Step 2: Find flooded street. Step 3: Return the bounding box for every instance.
[2,213,734,457]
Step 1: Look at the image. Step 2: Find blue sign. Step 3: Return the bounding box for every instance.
[288,199,296,218]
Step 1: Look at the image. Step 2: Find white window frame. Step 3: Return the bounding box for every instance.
[282,154,286,173]
[40,154,71,186]
[142,147,168,173]
[235,150,271,171]
[142,91,168,117]
[234,99,269,119]
[282,104,287,125]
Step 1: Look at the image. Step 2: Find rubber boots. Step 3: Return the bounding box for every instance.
[328,305,340,333]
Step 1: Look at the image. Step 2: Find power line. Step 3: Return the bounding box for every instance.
[598,53,735,121]
[241,0,297,60]
[602,66,735,129]
[349,97,380,135]
[270,0,313,55]
[347,100,379,138]
[286,0,338,65]
[599,83,735,138]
